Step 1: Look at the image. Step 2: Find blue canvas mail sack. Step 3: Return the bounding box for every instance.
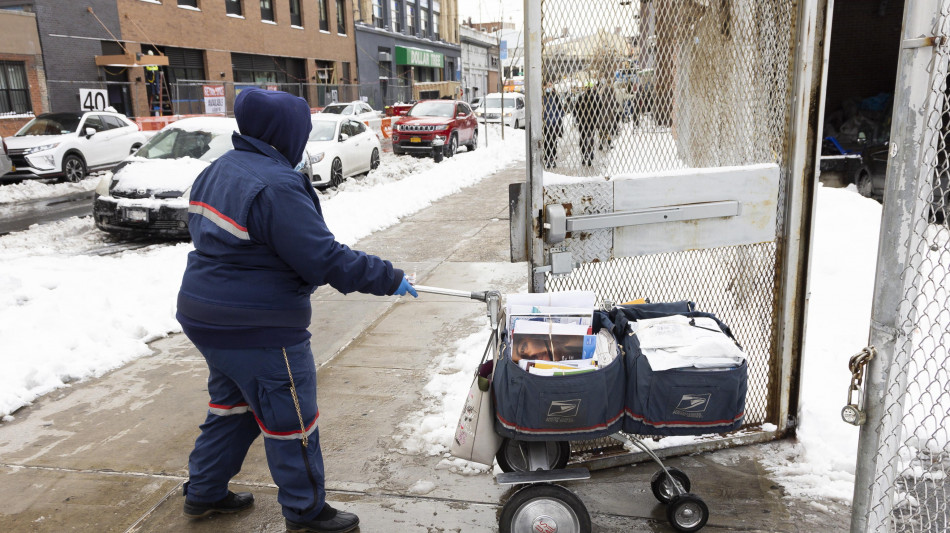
[611,303,748,436]
[492,310,625,441]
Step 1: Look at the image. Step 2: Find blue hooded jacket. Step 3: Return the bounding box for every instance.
[177,88,403,349]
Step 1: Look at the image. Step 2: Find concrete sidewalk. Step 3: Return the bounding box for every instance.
[0,164,850,532]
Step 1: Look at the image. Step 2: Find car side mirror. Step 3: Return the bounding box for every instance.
[84,127,96,137]
[399,111,408,116]
[339,133,349,142]
[457,112,466,118]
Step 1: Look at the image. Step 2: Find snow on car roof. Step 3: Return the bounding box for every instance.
[161,117,238,134]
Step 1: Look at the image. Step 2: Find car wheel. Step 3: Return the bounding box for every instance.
[856,169,873,198]
[444,134,458,158]
[330,158,344,187]
[62,154,87,183]
[370,148,380,170]
[467,130,478,152]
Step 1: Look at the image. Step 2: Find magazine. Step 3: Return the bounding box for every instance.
[511,320,591,362]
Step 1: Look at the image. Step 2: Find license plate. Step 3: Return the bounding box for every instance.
[410,137,421,143]
[126,209,148,222]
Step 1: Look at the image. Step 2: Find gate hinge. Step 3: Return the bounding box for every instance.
[901,36,946,49]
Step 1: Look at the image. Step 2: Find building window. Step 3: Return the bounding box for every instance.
[372,0,384,28]
[420,7,427,37]
[318,0,329,31]
[390,0,401,32]
[177,0,198,8]
[290,0,301,26]
[226,0,242,16]
[336,0,345,33]
[260,0,274,21]
[406,3,415,35]
[432,0,439,39]
[0,61,31,115]
[341,61,351,84]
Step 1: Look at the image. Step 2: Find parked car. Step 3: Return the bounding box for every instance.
[93,117,238,239]
[2,111,146,182]
[391,100,478,162]
[0,140,11,179]
[318,101,382,122]
[304,114,381,189]
[475,92,526,129]
[470,97,482,111]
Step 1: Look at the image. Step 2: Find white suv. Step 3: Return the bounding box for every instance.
[2,111,146,182]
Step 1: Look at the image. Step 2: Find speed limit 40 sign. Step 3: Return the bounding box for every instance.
[79,89,109,111]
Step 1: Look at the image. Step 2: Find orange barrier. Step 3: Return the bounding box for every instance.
[362,116,396,140]
[134,114,226,132]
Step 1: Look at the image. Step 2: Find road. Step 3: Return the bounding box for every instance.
[0,190,93,236]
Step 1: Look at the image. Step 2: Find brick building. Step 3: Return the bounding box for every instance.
[0,7,48,137]
[0,0,360,117]
[353,0,461,107]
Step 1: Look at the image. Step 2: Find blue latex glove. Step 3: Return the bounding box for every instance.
[395,277,418,298]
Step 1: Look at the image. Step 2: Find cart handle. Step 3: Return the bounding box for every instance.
[412,285,502,332]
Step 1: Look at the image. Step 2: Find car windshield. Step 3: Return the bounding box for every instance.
[135,128,230,162]
[408,101,455,118]
[321,104,350,114]
[484,98,518,110]
[309,120,338,142]
[15,113,83,136]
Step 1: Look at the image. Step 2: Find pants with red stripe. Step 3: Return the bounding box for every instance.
[185,340,326,523]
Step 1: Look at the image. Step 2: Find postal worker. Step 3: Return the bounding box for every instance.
[176,87,417,533]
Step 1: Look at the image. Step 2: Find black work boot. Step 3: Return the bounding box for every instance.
[183,490,254,519]
[285,504,359,533]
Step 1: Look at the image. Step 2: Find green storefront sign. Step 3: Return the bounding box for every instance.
[395,46,444,69]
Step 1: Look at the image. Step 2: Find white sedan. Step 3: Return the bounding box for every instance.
[304,115,381,189]
[317,101,382,123]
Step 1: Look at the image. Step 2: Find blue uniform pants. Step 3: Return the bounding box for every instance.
[185,340,326,523]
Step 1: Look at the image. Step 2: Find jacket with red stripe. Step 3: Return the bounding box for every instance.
[177,133,402,349]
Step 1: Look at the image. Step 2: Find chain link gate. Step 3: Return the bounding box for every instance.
[851,0,950,531]
[514,0,829,463]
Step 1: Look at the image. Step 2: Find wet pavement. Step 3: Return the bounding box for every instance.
[0,163,851,532]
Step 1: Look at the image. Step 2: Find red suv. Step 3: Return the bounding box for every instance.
[391,100,478,162]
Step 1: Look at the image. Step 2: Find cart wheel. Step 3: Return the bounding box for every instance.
[500,484,591,533]
[666,493,709,533]
[650,466,691,504]
[496,438,570,473]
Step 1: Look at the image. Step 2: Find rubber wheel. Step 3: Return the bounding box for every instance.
[666,493,709,533]
[500,484,591,533]
[444,134,458,158]
[370,148,380,170]
[62,154,87,183]
[650,467,691,504]
[329,157,343,187]
[467,130,478,152]
[496,439,570,473]
[856,170,873,198]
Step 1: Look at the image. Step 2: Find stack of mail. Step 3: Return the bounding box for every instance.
[634,315,746,371]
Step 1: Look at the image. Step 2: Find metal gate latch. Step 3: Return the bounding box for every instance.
[842,346,876,426]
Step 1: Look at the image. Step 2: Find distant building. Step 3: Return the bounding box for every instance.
[353,0,461,107]
[0,0,360,117]
[459,25,498,102]
[0,7,48,137]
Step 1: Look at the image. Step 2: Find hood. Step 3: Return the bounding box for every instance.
[398,117,454,126]
[3,133,72,150]
[234,88,312,167]
[110,157,210,198]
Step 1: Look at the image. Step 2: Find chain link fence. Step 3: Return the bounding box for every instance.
[170,80,413,116]
[531,0,798,432]
[853,1,950,531]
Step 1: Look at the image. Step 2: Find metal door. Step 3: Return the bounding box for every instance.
[511,0,831,458]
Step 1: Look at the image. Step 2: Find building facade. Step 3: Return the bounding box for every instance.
[353,0,461,107]
[0,7,48,137]
[459,24,498,103]
[0,0,360,117]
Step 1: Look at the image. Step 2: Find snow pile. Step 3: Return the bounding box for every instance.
[0,175,101,205]
[111,158,209,194]
[0,127,525,418]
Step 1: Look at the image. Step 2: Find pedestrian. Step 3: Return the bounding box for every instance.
[574,83,598,167]
[542,82,564,168]
[597,83,620,151]
[176,88,417,533]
